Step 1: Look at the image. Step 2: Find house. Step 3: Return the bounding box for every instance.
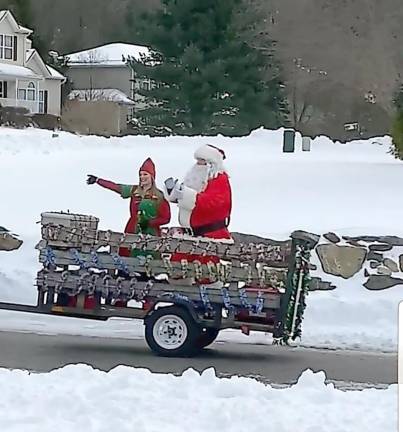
[0,10,65,117]
[65,42,151,123]
[65,88,136,135]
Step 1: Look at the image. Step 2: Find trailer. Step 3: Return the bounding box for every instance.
[0,212,320,357]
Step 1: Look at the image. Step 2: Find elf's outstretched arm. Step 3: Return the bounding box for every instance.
[87,175,133,196]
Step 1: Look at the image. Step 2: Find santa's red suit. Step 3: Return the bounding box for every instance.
[167,144,232,267]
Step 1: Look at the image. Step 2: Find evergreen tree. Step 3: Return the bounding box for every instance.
[392,84,403,159]
[128,0,288,136]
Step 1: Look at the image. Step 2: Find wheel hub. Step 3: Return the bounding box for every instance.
[153,314,188,350]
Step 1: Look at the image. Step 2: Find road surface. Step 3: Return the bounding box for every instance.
[0,331,396,387]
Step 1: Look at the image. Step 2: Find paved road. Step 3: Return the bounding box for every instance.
[0,331,396,386]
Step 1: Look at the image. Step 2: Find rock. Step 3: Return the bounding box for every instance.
[309,263,317,271]
[309,277,336,291]
[367,251,383,262]
[368,243,393,252]
[343,235,403,246]
[379,236,403,246]
[364,268,370,277]
[369,261,381,269]
[383,258,399,273]
[316,244,366,279]
[376,266,392,276]
[342,235,379,243]
[323,232,340,244]
[0,233,23,251]
[364,275,403,290]
[400,255,403,273]
[346,240,364,248]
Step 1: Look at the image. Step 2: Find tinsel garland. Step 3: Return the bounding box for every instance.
[281,245,312,343]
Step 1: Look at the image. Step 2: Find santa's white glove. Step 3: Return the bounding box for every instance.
[171,181,183,201]
[164,177,183,202]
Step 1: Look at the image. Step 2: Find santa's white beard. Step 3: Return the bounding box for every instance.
[183,164,209,192]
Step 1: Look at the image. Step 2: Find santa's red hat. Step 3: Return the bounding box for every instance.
[139,157,156,179]
[194,144,226,165]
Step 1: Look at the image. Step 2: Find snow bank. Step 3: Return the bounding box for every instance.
[0,365,396,432]
[0,126,401,351]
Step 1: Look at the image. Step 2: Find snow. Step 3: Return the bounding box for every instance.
[46,64,65,80]
[68,88,135,105]
[0,126,402,352]
[0,365,396,432]
[0,63,40,80]
[66,42,150,66]
[17,25,33,34]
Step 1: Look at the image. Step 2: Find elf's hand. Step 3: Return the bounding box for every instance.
[87,175,98,185]
[137,211,149,229]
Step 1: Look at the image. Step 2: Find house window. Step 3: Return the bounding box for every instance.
[0,81,7,98]
[39,90,45,113]
[0,35,14,60]
[27,82,36,101]
[18,83,36,101]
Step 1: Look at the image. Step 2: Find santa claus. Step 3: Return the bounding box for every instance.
[165,144,232,240]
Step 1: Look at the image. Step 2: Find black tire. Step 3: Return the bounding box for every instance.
[195,328,220,349]
[145,306,200,357]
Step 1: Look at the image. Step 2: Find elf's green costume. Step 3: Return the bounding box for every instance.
[94,158,171,257]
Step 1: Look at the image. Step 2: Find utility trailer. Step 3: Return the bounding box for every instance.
[0,212,319,357]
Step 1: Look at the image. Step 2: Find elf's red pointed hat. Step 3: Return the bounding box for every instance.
[139,157,156,179]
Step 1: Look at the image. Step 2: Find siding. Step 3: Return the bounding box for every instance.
[67,66,131,95]
[41,79,62,116]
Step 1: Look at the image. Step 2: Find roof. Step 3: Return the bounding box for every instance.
[0,63,41,80]
[24,49,66,81]
[18,24,33,33]
[68,88,136,105]
[66,42,150,67]
[46,64,65,80]
[0,10,33,34]
[26,49,35,62]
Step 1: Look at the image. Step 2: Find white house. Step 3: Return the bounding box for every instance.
[0,10,65,117]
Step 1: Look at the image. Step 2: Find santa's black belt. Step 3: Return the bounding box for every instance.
[185,220,228,236]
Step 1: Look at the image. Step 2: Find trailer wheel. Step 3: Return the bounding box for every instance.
[145,306,199,357]
[196,328,220,349]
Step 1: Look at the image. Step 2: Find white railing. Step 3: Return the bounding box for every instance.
[0,97,39,113]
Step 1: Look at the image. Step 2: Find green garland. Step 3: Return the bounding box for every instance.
[281,245,312,344]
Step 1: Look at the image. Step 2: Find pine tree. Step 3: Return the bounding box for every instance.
[128,0,288,136]
[392,84,403,159]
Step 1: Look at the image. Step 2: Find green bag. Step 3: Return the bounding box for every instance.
[131,199,159,258]
[137,199,158,235]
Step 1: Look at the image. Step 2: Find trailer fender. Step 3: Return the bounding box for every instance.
[144,296,201,325]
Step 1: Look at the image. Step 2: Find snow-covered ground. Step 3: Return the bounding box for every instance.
[0,365,396,432]
[0,126,402,352]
